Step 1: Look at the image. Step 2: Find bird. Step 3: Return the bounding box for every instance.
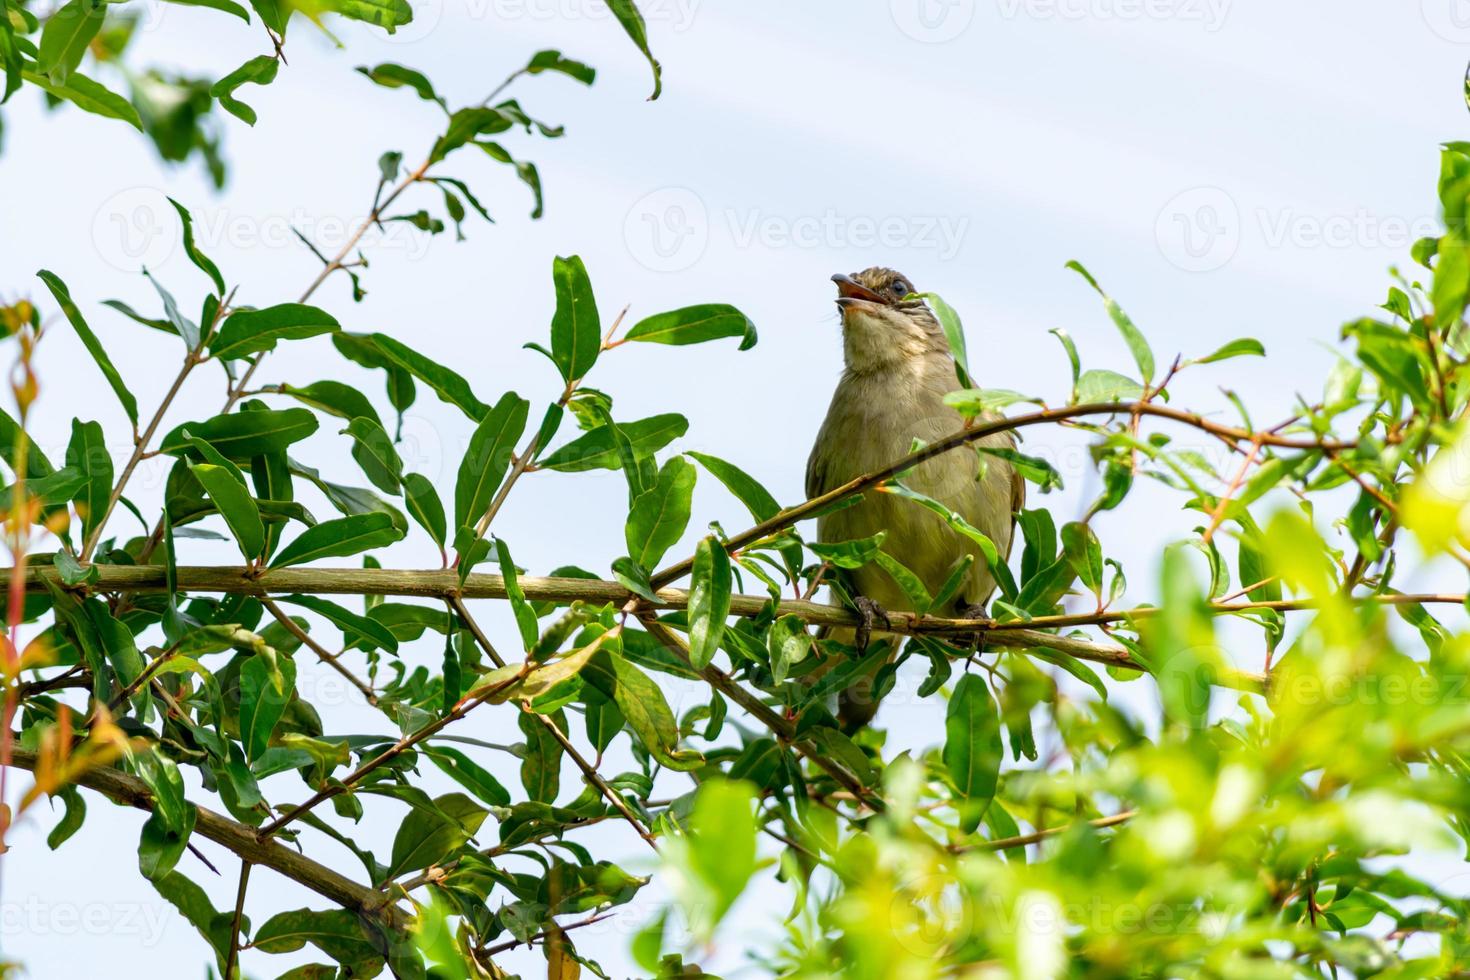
[805,267,1023,730]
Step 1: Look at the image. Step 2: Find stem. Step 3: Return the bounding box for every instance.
[447,597,656,849]
[260,597,378,706]
[953,809,1137,853]
[224,159,433,415]
[648,400,1368,591]
[224,860,251,979]
[256,658,531,839]
[637,614,887,810]
[5,748,407,927]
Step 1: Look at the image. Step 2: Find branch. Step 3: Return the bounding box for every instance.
[649,400,1363,590]
[637,615,887,811]
[954,809,1137,853]
[6,749,408,929]
[260,597,378,706]
[15,565,1298,690]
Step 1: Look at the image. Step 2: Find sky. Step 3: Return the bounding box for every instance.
[2,0,1470,975]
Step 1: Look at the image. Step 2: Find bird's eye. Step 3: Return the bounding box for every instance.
[892,281,910,297]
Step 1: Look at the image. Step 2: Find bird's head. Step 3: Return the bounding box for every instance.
[832,267,948,372]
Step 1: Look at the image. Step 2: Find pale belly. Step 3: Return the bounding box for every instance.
[815,407,1016,613]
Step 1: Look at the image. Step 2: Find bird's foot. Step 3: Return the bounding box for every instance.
[953,602,990,652]
[853,596,891,656]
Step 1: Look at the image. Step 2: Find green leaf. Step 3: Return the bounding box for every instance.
[82,596,145,691]
[607,0,662,99]
[540,413,688,473]
[189,462,264,560]
[369,332,491,421]
[424,747,510,806]
[386,793,487,879]
[1191,337,1265,364]
[518,709,562,802]
[454,391,529,531]
[810,530,886,569]
[495,538,539,651]
[161,409,319,459]
[276,594,399,652]
[874,551,933,614]
[684,778,757,929]
[1067,260,1154,382]
[402,472,446,552]
[611,555,658,601]
[159,0,250,22]
[525,49,596,84]
[0,408,56,480]
[584,651,699,770]
[943,388,1044,419]
[139,802,195,881]
[210,55,279,126]
[140,271,200,348]
[625,456,696,568]
[270,513,403,567]
[684,451,780,522]
[880,482,1017,599]
[342,416,402,494]
[977,445,1063,492]
[624,304,757,350]
[354,62,443,106]
[66,419,112,542]
[1076,368,1145,404]
[15,468,85,510]
[45,787,85,850]
[36,0,104,85]
[1061,522,1103,594]
[766,614,812,684]
[1050,327,1081,401]
[321,0,411,32]
[238,651,296,761]
[943,673,1003,832]
[1434,232,1470,330]
[549,255,601,383]
[252,908,382,972]
[37,270,137,427]
[916,291,971,385]
[274,381,382,428]
[22,68,141,130]
[687,536,732,670]
[211,303,339,360]
[167,198,226,295]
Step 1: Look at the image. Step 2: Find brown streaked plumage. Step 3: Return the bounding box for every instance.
[807,267,1023,729]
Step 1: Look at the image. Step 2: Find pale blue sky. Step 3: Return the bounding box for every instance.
[3,1,1469,975]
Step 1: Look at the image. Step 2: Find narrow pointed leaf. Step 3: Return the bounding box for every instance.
[38,271,137,427]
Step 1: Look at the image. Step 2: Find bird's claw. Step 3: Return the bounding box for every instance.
[955,602,990,652]
[853,596,891,656]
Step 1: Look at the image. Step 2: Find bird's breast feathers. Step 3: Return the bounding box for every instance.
[807,356,1020,610]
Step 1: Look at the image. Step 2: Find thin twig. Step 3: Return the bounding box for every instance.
[80,287,235,562]
[953,809,1137,853]
[256,661,532,839]
[260,597,378,706]
[637,614,887,810]
[446,597,657,849]
[224,860,252,979]
[6,748,408,927]
[649,400,1369,591]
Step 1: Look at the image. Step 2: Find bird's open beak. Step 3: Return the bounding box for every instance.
[832,273,884,308]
